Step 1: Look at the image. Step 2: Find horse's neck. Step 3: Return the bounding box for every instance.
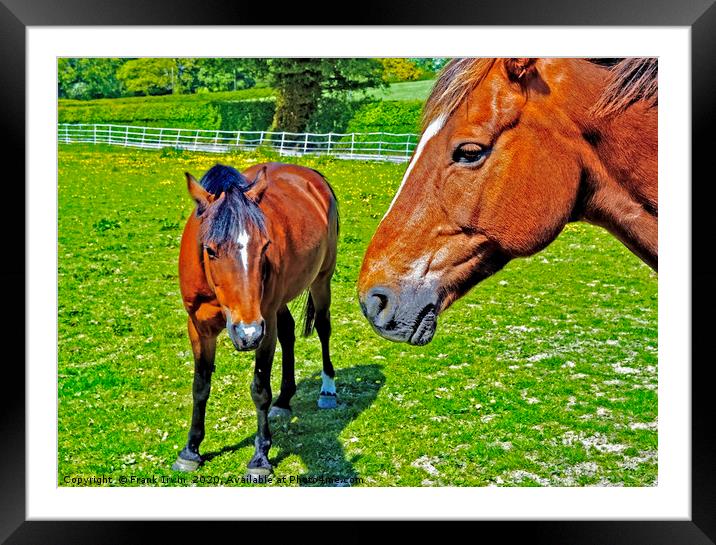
[577,103,658,270]
[597,104,658,211]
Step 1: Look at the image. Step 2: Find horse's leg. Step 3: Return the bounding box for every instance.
[173,317,217,472]
[247,313,277,480]
[269,305,296,420]
[311,276,337,409]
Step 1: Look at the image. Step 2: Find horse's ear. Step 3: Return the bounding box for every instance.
[504,58,538,83]
[245,166,269,204]
[186,172,213,215]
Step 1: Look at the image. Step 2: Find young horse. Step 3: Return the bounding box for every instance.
[358,58,657,345]
[173,163,339,477]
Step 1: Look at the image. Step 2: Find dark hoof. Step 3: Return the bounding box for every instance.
[268,406,292,420]
[172,456,201,472]
[245,465,273,483]
[318,393,337,409]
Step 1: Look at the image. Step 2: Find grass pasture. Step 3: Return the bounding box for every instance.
[58,144,657,487]
[367,79,436,101]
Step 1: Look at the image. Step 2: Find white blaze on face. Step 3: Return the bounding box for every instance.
[242,325,257,336]
[237,229,250,272]
[381,114,447,222]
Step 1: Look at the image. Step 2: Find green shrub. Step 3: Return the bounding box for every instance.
[215,99,276,131]
[346,100,423,134]
[57,90,425,137]
[58,88,275,129]
[59,100,221,129]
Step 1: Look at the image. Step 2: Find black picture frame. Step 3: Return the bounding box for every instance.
[3,1,714,543]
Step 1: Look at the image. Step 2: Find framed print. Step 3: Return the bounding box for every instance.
[4,0,716,543]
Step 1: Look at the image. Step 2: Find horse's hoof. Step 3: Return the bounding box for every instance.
[245,466,273,483]
[172,456,201,472]
[268,406,292,420]
[318,393,337,409]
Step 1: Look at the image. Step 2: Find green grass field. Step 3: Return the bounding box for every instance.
[58,144,657,487]
[367,80,436,101]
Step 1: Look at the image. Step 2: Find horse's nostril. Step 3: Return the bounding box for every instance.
[372,293,388,312]
[364,286,396,328]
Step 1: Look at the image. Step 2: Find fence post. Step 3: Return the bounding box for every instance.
[158,127,163,148]
[65,124,69,143]
[303,133,309,154]
[327,133,332,155]
[235,131,241,149]
[194,130,200,151]
[405,136,411,158]
[124,126,129,146]
[141,126,146,148]
[93,124,97,144]
[378,133,382,157]
[175,128,181,148]
[259,131,264,147]
[351,133,355,157]
[107,125,112,145]
[214,130,219,150]
[279,132,285,155]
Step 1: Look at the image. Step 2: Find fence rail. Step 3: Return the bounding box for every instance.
[57,123,420,163]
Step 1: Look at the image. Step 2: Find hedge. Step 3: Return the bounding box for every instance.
[58,94,426,136]
[345,100,423,134]
[58,100,222,129]
[214,100,276,131]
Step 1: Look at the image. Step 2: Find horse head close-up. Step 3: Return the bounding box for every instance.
[358,58,658,346]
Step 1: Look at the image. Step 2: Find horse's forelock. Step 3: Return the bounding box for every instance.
[200,184,266,248]
[422,58,497,131]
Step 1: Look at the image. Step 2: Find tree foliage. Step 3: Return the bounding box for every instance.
[265,58,385,132]
[379,58,424,82]
[194,59,265,93]
[116,58,200,96]
[58,58,124,100]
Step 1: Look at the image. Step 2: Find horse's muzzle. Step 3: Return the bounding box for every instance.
[228,319,265,351]
[360,285,439,346]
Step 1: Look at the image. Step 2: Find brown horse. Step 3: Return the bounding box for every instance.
[358,58,657,345]
[173,163,339,477]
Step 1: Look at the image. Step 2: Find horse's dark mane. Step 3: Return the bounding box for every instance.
[198,164,266,246]
[423,57,657,129]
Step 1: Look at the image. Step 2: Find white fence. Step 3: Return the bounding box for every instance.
[57,123,420,163]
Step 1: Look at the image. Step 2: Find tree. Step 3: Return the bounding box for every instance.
[266,59,385,132]
[116,58,198,96]
[379,58,423,82]
[58,58,124,100]
[194,59,264,92]
[413,58,449,73]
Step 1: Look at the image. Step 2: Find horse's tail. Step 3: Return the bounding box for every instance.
[302,292,316,337]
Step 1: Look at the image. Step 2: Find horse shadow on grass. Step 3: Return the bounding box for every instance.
[202,364,385,486]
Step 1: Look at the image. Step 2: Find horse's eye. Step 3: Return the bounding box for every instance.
[453,143,489,166]
[205,246,217,259]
